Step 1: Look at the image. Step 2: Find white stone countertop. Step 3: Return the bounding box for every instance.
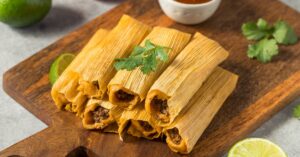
[0,0,299,156]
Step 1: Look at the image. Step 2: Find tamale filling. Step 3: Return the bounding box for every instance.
[92,81,100,90]
[151,96,170,123]
[138,120,153,131]
[92,106,110,123]
[115,90,135,102]
[167,128,182,145]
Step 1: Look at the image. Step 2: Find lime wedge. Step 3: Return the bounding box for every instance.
[228,138,287,157]
[49,53,75,85]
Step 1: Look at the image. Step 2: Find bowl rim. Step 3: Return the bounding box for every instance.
[164,0,219,8]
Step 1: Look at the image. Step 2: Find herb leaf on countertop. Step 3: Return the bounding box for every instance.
[293,105,300,119]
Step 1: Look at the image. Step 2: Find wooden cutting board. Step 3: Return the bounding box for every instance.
[2,0,300,156]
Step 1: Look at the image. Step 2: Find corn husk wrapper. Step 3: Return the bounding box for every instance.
[102,106,125,133]
[118,104,162,140]
[145,33,229,126]
[108,27,191,110]
[82,99,115,130]
[164,67,238,154]
[51,29,109,115]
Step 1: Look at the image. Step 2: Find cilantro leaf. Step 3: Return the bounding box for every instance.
[247,38,278,63]
[155,46,169,62]
[141,52,157,74]
[273,20,298,45]
[293,105,300,119]
[114,40,170,74]
[114,56,143,71]
[130,46,145,56]
[242,18,272,40]
[257,18,269,30]
[242,18,298,63]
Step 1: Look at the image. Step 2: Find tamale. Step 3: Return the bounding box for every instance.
[51,29,109,114]
[145,32,229,126]
[164,67,238,154]
[82,99,115,130]
[52,15,151,115]
[108,27,191,110]
[76,15,151,100]
[118,104,162,140]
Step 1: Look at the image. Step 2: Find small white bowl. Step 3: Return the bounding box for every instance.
[158,0,221,25]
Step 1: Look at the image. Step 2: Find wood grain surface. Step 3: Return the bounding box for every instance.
[2,0,300,156]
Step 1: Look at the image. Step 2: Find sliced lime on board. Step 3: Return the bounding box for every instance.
[228,138,287,157]
[49,53,75,85]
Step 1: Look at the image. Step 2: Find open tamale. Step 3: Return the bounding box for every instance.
[51,29,109,114]
[118,104,162,140]
[164,67,238,154]
[82,99,115,130]
[145,32,229,126]
[52,15,151,116]
[108,27,191,110]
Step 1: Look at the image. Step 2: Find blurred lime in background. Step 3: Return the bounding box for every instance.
[0,0,52,27]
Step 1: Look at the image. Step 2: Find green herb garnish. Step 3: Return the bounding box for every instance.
[114,40,169,74]
[242,18,273,40]
[242,18,298,63]
[273,21,298,45]
[247,38,278,63]
[293,105,300,119]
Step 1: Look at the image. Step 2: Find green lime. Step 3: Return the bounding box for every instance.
[228,138,287,157]
[0,0,52,27]
[49,53,75,85]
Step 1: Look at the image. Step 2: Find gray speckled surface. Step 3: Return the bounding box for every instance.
[0,0,299,156]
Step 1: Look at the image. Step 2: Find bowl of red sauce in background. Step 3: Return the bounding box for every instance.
[159,0,221,25]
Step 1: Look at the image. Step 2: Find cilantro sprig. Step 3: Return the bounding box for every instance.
[114,40,169,74]
[293,104,300,119]
[242,18,298,63]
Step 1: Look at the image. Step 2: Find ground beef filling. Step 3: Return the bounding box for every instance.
[138,120,153,132]
[92,106,110,123]
[167,128,182,145]
[151,96,169,122]
[115,90,135,102]
[92,81,99,89]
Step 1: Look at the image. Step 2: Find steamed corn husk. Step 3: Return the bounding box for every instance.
[118,104,162,140]
[145,32,229,126]
[52,15,151,116]
[164,67,238,154]
[108,27,191,110]
[51,29,109,115]
[82,99,115,130]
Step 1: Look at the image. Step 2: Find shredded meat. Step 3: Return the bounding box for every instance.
[92,81,99,90]
[167,128,182,145]
[151,96,169,122]
[138,120,153,131]
[115,90,135,102]
[92,106,109,123]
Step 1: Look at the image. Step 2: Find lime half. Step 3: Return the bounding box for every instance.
[228,138,287,157]
[49,53,75,85]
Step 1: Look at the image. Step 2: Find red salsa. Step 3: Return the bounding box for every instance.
[176,0,211,4]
